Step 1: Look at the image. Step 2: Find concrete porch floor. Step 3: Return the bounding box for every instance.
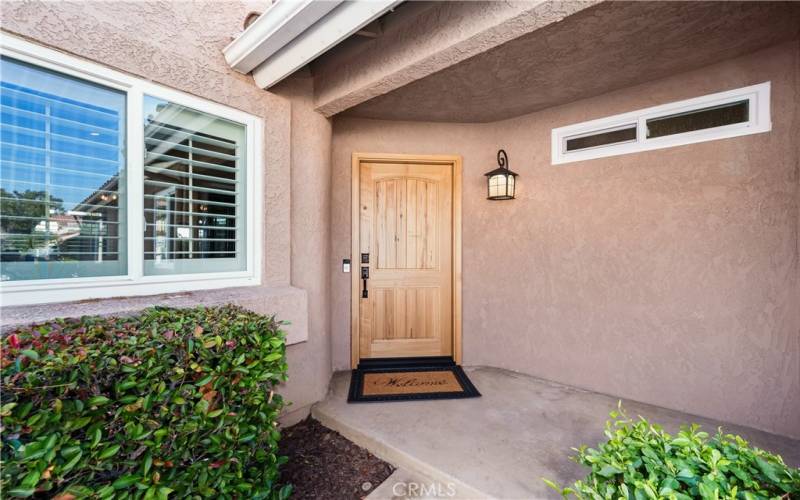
[313,367,800,500]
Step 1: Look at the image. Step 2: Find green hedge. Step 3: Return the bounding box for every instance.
[544,405,800,499]
[1,305,291,499]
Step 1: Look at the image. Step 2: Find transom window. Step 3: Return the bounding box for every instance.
[551,82,771,164]
[0,35,262,306]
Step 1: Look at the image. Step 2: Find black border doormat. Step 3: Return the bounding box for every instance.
[347,357,481,403]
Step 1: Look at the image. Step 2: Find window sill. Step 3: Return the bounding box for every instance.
[0,284,309,346]
[0,274,261,307]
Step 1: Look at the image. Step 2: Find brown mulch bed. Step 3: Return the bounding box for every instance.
[278,417,395,499]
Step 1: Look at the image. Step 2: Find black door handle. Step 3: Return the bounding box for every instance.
[361,266,369,298]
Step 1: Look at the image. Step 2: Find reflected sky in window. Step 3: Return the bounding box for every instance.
[0,57,127,279]
[1,57,125,212]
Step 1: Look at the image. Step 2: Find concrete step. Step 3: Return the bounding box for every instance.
[311,373,491,499]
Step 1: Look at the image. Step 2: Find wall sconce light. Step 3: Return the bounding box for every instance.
[484,149,518,200]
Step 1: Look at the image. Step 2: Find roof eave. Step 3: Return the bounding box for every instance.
[223,0,341,75]
[223,0,402,89]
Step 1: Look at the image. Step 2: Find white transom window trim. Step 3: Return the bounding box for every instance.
[551,81,771,165]
[0,34,263,306]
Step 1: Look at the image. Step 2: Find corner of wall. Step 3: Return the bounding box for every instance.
[271,75,335,409]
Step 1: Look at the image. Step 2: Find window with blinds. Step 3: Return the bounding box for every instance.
[0,37,260,305]
[143,96,246,276]
[0,56,126,281]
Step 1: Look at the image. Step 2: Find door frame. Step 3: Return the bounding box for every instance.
[350,152,462,369]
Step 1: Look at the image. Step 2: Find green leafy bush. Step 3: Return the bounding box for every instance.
[1,305,290,499]
[544,405,800,500]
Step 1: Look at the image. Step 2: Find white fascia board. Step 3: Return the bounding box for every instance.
[223,0,342,74]
[253,0,402,89]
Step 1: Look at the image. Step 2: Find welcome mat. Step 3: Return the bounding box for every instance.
[348,357,481,403]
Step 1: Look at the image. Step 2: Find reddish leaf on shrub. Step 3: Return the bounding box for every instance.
[1,305,288,498]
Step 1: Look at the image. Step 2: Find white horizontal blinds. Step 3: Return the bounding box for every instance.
[0,57,127,281]
[142,96,246,275]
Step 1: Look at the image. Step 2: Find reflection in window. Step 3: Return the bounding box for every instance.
[646,100,749,139]
[565,125,637,152]
[143,96,246,276]
[0,57,126,281]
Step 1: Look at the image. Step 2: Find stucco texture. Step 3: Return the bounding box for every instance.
[331,42,800,438]
[311,0,599,117]
[271,75,334,422]
[341,1,800,123]
[0,1,333,417]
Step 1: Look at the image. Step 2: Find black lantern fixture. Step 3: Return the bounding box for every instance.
[484,149,518,200]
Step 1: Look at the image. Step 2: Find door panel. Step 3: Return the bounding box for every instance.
[357,161,453,359]
[374,178,438,270]
[372,286,440,340]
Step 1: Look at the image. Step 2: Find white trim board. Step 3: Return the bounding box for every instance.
[0,33,264,306]
[223,0,342,74]
[551,82,771,165]
[251,0,401,89]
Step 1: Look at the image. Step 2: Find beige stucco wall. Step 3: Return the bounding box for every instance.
[0,1,333,418]
[331,41,800,438]
[271,75,334,422]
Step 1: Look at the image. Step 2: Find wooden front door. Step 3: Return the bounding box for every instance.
[351,154,462,366]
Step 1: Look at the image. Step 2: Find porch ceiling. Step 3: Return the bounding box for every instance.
[339,1,800,123]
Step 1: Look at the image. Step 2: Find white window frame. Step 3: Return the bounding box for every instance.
[0,34,263,306]
[551,82,771,165]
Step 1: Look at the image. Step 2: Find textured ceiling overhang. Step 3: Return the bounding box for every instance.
[339,1,800,123]
[311,1,601,117]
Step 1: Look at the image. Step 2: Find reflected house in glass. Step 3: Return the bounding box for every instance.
[5,170,121,263]
[61,174,121,260]
[142,98,246,276]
